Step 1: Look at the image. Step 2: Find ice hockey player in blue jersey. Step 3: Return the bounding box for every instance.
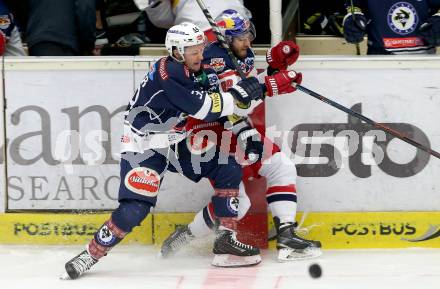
[62,22,264,280]
[343,0,440,54]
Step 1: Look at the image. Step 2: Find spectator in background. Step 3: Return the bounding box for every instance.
[300,0,346,36]
[26,0,96,56]
[343,0,440,54]
[0,0,26,56]
[138,0,251,41]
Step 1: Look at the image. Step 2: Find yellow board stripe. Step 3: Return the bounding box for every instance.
[1,212,440,248]
[268,212,440,249]
[0,213,153,245]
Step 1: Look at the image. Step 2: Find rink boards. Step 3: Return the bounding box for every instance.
[0,56,438,248]
[1,211,440,249]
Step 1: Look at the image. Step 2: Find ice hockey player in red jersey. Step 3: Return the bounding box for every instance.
[160,10,322,262]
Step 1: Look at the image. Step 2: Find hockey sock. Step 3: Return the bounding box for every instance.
[88,200,152,259]
[211,188,239,231]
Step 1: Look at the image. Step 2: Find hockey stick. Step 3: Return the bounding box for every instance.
[195,0,247,80]
[294,84,440,160]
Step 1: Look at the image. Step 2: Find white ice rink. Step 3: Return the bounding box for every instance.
[1,244,440,289]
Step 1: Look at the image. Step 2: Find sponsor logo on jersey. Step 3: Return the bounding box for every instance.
[210,58,226,72]
[159,58,169,80]
[209,92,222,113]
[387,2,419,35]
[97,225,115,246]
[124,167,160,197]
[383,37,423,48]
[0,15,11,29]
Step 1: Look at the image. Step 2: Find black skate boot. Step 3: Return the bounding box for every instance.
[273,217,322,261]
[160,225,195,258]
[212,229,261,267]
[61,248,98,280]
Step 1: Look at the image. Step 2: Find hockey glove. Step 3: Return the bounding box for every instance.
[228,77,263,105]
[342,7,367,44]
[237,127,263,163]
[419,11,440,47]
[266,41,300,71]
[264,70,302,97]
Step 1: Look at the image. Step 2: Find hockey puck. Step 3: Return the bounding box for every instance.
[308,263,322,279]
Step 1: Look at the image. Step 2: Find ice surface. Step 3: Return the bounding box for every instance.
[1,244,439,289]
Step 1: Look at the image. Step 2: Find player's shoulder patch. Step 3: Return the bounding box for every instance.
[204,43,231,73]
[209,58,226,73]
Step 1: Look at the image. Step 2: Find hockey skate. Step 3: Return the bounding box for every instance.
[273,217,322,262]
[212,229,261,267]
[160,225,195,258]
[61,247,98,280]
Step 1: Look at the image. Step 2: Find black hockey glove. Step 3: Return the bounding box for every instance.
[419,12,440,47]
[236,127,263,163]
[228,77,264,105]
[342,7,367,44]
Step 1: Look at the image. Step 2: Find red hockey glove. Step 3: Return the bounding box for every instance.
[264,70,302,97]
[266,41,300,70]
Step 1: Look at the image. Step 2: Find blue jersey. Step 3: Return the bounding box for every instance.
[351,0,440,54]
[122,56,234,152]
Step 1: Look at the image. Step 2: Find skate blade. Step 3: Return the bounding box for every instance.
[59,272,72,280]
[277,247,322,262]
[212,254,261,268]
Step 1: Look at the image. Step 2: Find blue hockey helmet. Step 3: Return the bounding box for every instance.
[215,9,256,43]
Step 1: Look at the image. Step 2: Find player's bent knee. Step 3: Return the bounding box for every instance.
[111,199,152,233]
